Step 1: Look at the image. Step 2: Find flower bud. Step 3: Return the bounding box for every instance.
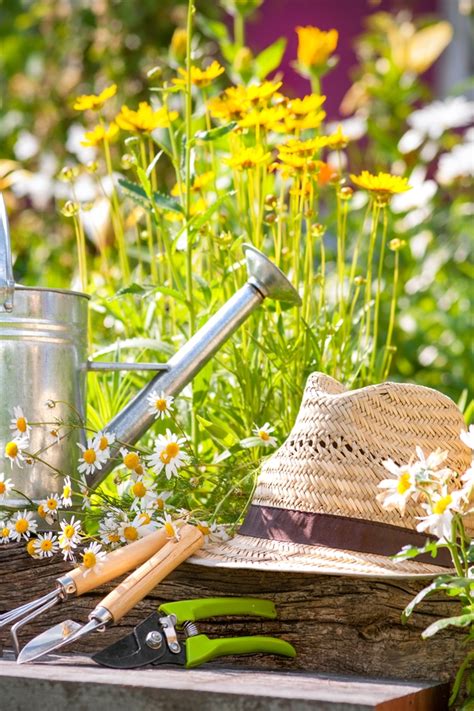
[339,186,353,200]
[311,223,326,238]
[60,200,79,217]
[170,29,187,63]
[233,46,254,74]
[389,238,406,251]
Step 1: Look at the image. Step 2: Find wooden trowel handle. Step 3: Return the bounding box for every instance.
[99,524,204,623]
[68,527,170,596]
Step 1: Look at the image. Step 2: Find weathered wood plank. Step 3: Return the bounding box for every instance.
[0,543,466,685]
[0,655,450,711]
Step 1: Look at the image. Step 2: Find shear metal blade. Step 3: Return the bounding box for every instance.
[92,612,185,669]
[16,617,102,664]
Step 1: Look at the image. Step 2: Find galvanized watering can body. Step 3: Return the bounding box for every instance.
[0,195,300,505]
[0,286,89,507]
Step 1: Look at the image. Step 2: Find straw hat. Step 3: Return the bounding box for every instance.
[191,372,472,578]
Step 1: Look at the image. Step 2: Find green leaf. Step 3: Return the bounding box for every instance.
[422,612,474,639]
[195,122,237,142]
[254,38,287,80]
[402,576,472,621]
[115,283,149,297]
[118,178,184,214]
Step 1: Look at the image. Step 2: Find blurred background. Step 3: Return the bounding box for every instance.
[0,0,473,400]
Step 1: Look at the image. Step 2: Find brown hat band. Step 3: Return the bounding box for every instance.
[239,505,451,568]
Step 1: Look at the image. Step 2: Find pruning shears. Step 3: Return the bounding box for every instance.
[92,597,296,669]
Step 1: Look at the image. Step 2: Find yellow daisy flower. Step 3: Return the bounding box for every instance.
[81,123,119,148]
[286,94,326,116]
[326,124,350,150]
[115,102,178,133]
[296,26,338,69]
[173,60,225,88]
[231,81,282,105]
[73,84,117,111]
[238,106,287,130]
[350,171,411,197]
[207,94,245,121]
[224,145,272,171]
[278,137,330,156]
[171,172,215,197]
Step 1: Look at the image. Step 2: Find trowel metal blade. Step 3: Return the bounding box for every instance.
[16,617,102,664]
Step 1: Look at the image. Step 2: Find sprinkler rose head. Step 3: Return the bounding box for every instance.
[243,244,301,306]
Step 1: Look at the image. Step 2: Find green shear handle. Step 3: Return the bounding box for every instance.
[185,634,297,668]
[159,597,278,624]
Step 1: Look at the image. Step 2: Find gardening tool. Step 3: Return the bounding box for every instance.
[92,597,296,669]
[0,524,172,643]
[16,524,204,663]
[0,193,301,506]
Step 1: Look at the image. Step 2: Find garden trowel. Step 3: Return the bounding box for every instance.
[16,524,203,664]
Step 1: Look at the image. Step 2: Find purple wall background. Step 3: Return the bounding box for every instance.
[244,0,438,118]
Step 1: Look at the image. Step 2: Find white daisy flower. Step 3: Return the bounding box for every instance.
[160,512,181,541]
[61,542,77,562]
[0,520,13,544]
[416,488,462,541]
[40,493,61,517]
[98,516,122,548]
[79,476,92,509]
[120,447,143,473]
[26,538,41,559]
[81,542,107,576]
[77,438,107,476]
[37,503,56,526]
[241,423,277,449]
[9,406,31,440]
[378,459,418,514]
[141,490,172,516]
[10,510,38,541]
[35,532,59,559]
[147,430,189,480]
[118,513,158,543]
[146,390,174,420]
[460,426,474,451]
[3,437,28,468]
[129,478,155,511]
[58,515,82,550]
[61,476,73,508]
[414,446,449,471]
[93,430,116,459]
[0,472,14,500]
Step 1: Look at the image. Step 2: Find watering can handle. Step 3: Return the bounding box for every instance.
[0,193,15,312]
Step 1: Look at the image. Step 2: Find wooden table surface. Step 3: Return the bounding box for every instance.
[0,653,449,711]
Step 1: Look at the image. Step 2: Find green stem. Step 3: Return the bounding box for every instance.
[381,246,400,380]
[140,138,158,283]
[369,206,388,376]
[234,12,245,48]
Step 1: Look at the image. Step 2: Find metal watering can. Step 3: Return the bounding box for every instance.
[0,195,300,505]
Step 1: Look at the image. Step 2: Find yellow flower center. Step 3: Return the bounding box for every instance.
[134,464,144,476]
[99,436,109,451]
[16,417,27,433]
[15,518,29,534]
[397,472,412,495]
[132,481,147,498]
[63,485,72,498]
[164,522,175,537]
[83,448,97,465]
[63,524,76,539]
[433,495,452,515]
[156,498,165,510]
[5,441,18,458]
[155,398,168,412]
[0,482,5,494]
[37,504,47,518]
[160,442,180,464]
[26,540,37,556]
[46,498,58,511]
[40,539,53,552]
[124,452,140,470]
[2,527,10,538]
[197,524,210,535]
[259,430,270,442]
[108,533,120,543]
[123,526,138,541]
[82,551,97,569]
[140,512,151,524]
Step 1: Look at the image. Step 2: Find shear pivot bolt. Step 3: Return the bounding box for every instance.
[145,631,163,649]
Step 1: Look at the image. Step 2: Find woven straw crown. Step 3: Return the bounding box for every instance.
[191,373,471,577]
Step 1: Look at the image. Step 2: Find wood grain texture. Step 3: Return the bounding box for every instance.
[0,542,466,684]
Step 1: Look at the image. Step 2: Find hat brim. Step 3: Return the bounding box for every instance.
[189,534,451,579]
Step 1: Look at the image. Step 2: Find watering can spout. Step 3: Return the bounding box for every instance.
[86,245,300,489]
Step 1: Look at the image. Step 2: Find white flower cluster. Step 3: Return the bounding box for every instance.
[378,427,474,541]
